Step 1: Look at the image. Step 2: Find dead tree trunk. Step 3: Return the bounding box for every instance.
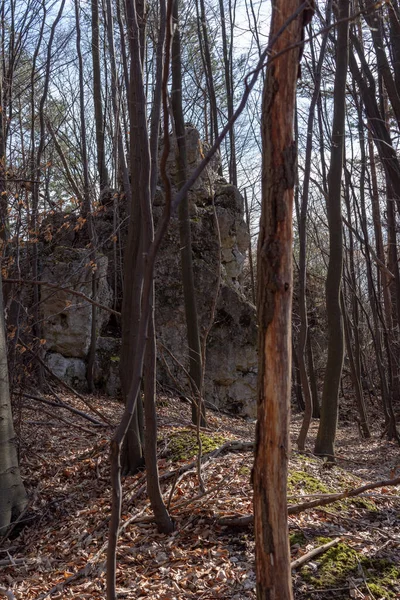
[253,1,304,597]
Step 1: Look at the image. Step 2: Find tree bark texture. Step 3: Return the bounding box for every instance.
[253,1,302,598]
[0,272,27,532]
[314,0,350,458]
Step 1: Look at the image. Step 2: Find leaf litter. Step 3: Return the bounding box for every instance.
[1,393,399,599]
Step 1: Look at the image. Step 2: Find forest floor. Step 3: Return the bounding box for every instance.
[1,392,400,599]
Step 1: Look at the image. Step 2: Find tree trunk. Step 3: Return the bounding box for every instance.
[75,0,98,394]
[297,3,331,451]
[196,0,219,146]
[92,0,109,191]
[119,0,149,475]
[366,132,397,437]
[218,0,237,185]
[0,271,27,532]
[171,0,206,427]
[253,1,303,597]
[314,0,349,459]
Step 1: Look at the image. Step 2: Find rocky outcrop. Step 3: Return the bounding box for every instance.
[40,246,112,358]
[38,128,257,417]
[94,337,121,396]
[154,129,257,417]
[45,352,87,391]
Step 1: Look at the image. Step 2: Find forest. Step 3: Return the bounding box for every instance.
[0,0,400,598]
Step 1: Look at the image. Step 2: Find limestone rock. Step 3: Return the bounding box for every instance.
[45,352,87,391]
[164,126,221,208]
[40,247,112,358]
[94,337,122,397]
[37,128,257,417]
[155,139,257,417]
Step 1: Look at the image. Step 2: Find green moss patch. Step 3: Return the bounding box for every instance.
[288,470,331,495]
[343,496,378,512]
[238,466,251,476]
[289,531,307,547]
[164,429,226,462]
[301,539,399,597]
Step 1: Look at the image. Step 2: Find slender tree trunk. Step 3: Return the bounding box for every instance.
[0,50,27,532]
[32,0,64,387]
[297,4,330,451]
[143,301,174,532]
[218,0,236,185]
[75,0,98,393]
[197,0,219,145]
[119,0,149,475]
[292,339,305,411]
[389,0,400,93]
[366,132,397,437]
[105,0,130,201]
[171,0,206,427]
[342,172,370,437]
[92,0,109,191]
[341,291,370,437]
[253,1,304,597]
[0,270,27,532]
[314,0,349,459]
[349,35,400,214]
[307,333,320,418]
[362,0,400,129]
[244,189,256,304]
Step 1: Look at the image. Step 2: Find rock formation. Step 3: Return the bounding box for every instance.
[38,128,257,417]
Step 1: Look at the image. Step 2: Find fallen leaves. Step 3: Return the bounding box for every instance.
[1,396,399,599]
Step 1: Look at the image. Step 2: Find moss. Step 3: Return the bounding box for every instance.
[238,466,251,476]
[362,558,400,598]
[343,496,377,512]
[165,429,226,462]
[300,539,399,597]
[301,540,357,588]
[288,470,331,495]
[289,531,306,547]
[110,355,120,362]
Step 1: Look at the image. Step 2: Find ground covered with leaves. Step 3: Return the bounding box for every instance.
[1,393,399,599]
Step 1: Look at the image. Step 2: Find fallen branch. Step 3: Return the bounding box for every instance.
[218,475,400,527]
[29,405,99,436]
[288,475,400,515]
[19,393,106,427]
[290,537,340,570]
[127,440,254,505]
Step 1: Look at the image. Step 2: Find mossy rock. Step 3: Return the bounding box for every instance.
[164,428,226,462]
[301,539,400,597]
